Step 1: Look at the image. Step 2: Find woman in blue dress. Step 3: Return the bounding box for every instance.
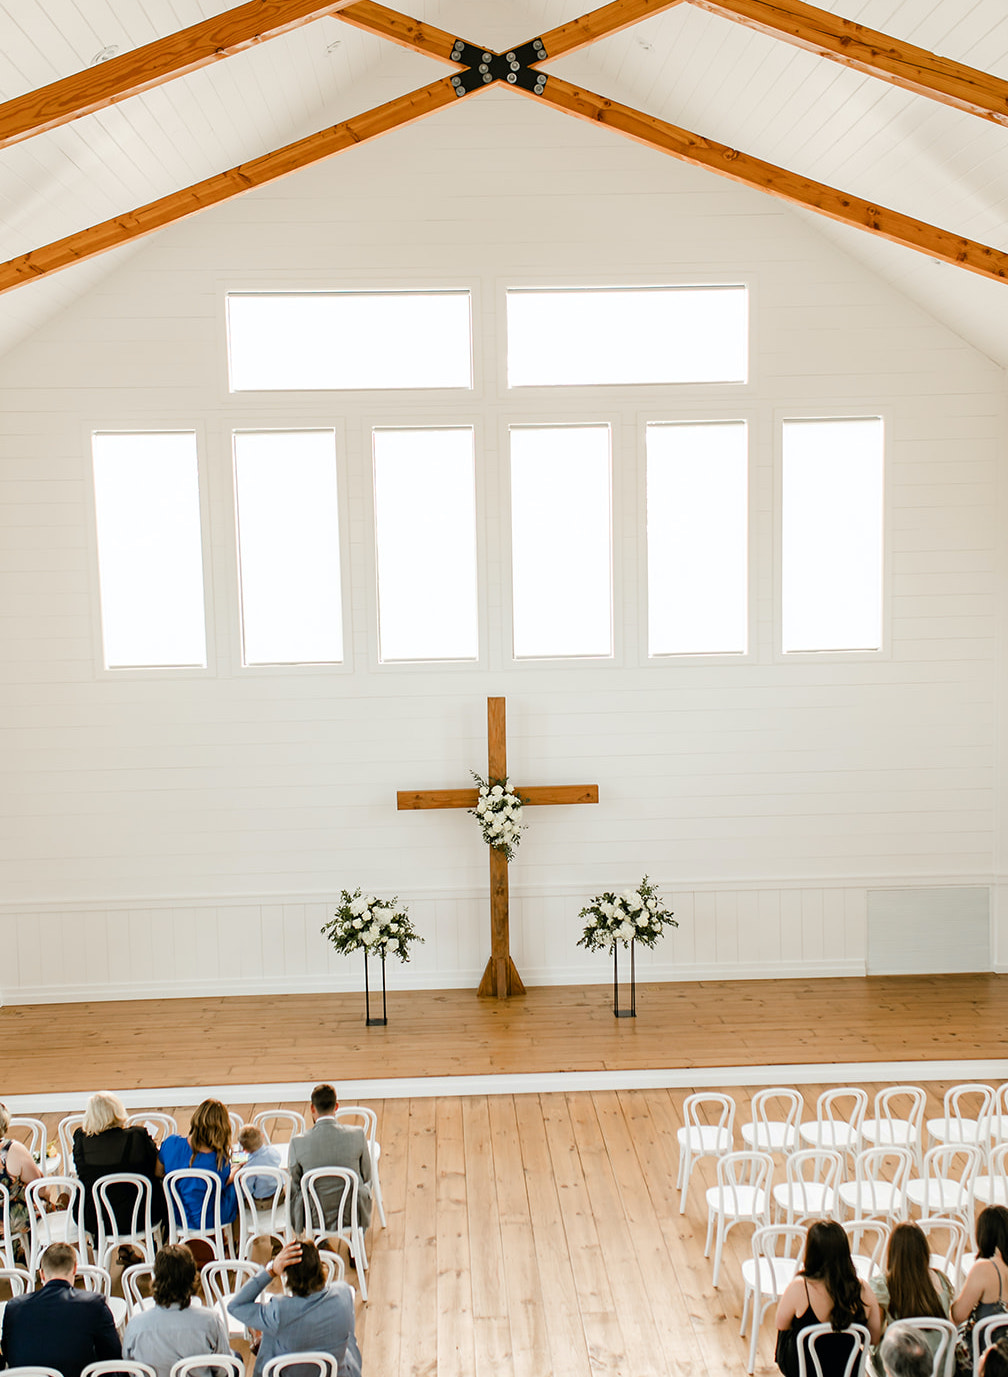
[159,1099,237,1234]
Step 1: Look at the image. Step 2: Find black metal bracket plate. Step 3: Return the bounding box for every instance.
[449,36,549,98]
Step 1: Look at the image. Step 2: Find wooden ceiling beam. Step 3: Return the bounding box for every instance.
[0,76,464,295]
[0,0,355,150]
[532,76,1008,282]
[538,0,688,62]
[333,2,465,63]
[688,0,1008,126]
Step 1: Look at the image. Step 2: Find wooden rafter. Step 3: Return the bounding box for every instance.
[0,0,354,150]
[532,76,1008,282]
[0,0,1006,288]
[688,0,1008,127]
[0,77,462,295]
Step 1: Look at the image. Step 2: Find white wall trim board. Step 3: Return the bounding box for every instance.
[7,1060,1008,1114]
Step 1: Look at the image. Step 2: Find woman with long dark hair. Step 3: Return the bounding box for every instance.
[954,1206,1008,1328]
[775,1220,882,1377]
[874,1220,953,1322]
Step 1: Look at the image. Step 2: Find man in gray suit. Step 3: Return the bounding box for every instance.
[288,1083,372,1237]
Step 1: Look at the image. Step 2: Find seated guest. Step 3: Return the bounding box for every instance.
[238,1125,282,1199]
[123,1243,232,1377]
[229,1237,361,1377]
[981,1338,1008,1376]
[0,1241,121,1377]
[954,1205,1008,1332]
[288,1084,371,1236]
[73,1090,168,1236]
[0,1100,42,1262]
[160,1099,237,1230]
[878,1323,935,1377]
[775,1219,882,1377]
[871,1221,952,1365]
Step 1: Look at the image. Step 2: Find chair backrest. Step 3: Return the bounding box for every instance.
[57,1113,85,1169]
[251,1109,306,1139]
[318,1247,346,1283]
[94,1172,155,1268]
[751,1223,807,1267]
[916,1215,968,1283]
[0,1183,14,1268]
[75,1264,112,1295]
[125,1113,178,1145]
[849,1146,914,1210]
[0,1266,32,1296]
[121,1262,155,1315]
[841,1219,889,1281]
[785,1148,844,1190]
[261,1356,340,1377]
[920,1142,983,1195]
[333,1105,377,1145]
[713,1150,774,1214]
[942,1083,995,1137]
[301,1167,358,1244]
[8,1118,47,1165]
[870,1085,926,1137]
[682,1092,735,1147]
[164,1169,224,1255]
[25,1176,85,1272]
[813,1088,868,1141]
[201,1259,260,1311]
[888,1317,956,1377]
[797,1322,870,1377]
[235,1166,289,1257]
[2,1367,65,1377]
[973,1313,1008,1370]
[746,1089,804,1153]
[228,1112,244,1143]
[82,1364,157,1377]
[170,1358,245,1377]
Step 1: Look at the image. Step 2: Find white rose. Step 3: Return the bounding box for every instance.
[601,901,614,918]
[635,914,648,928]
[353,917,364,929]
[619,921,635,941]
[491,784,504,797]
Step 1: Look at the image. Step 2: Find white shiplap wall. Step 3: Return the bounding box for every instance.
[0,92,1004,1003]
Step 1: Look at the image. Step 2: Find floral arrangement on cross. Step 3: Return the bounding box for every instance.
[469,772,527,863]
[577,875,677,952]
[321,888,423,963]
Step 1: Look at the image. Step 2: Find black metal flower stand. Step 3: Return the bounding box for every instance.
[612,939,636,1018]
[364,949,388,1026]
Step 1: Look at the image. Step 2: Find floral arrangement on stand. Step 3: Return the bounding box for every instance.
[577,875,677,952]
[321,889,423,962]
[469,773,527,862]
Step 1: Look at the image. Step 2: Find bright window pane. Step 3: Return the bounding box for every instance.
[507,286,747,387]
[233,431,343,665]
[647,422,748,654]
[510,426,612,658]
[227,292,473,391]
[373,428,478,661]
[782,417,884,652]
[92,432,206,668]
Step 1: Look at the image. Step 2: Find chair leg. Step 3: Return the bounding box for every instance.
[704,1208,715,1258]
[679,1157,693,1214]
[711,1218,726,1288]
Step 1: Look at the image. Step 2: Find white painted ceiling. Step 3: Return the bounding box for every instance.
[1,0,1007,366]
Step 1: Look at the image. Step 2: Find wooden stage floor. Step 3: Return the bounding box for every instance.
[1,971,1005,1096]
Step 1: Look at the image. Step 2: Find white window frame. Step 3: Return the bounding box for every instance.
[84,420,215,679]
[774,406,891,662]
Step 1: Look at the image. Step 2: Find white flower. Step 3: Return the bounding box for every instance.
[619,921,635,941]
[353,917,364,929]
[635,914,648,928]
[491,784,504,798]
[350,897,368,916]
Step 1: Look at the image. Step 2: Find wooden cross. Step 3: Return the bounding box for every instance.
[397,696,599,998]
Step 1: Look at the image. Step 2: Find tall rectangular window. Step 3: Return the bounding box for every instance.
[506,285,747,387]
[510,425,613,658]
[373,428,479,662]
[91,432,207,669]
[227,291,473,391]
[782,417,884,653]
[647,421,748,655]
[233,430,343,665]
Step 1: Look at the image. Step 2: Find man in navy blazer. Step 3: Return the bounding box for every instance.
[1,1241,121,1377]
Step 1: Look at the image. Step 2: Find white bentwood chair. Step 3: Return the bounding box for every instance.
[860,1086,927,1170]
[164,1168,229,1261]
[170,1359,245,1377]
[300,1167,368,1300]
[772,1149,842,1226]
[704,1149,773,1288]
[841,1219,889,1283]
[741,1223,806,1374]
[835,1146,914,1223]
[201,1259,260,1344]
[798,1088,868,1164]
[926,1084,995,1159]
[262,1356,340,1377]
[973,1313,1008,1371]
[125,1113,178,1145]
[82,1364,157,1377]
[916,1215,968,1286]
[741,1089,804,1158]
[677,1093,735,1214]
[25,1176,85,1276]
[893,1317,956,1377]
[93,1172,157,1269]
[334,1105,386,1229]
[796,1321,870,1377]
[234,1165,289,1260]
[905,1143,982,1225]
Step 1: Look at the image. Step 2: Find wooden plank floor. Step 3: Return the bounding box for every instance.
[18,1079,975,1377]
[2,972,1007,1094]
